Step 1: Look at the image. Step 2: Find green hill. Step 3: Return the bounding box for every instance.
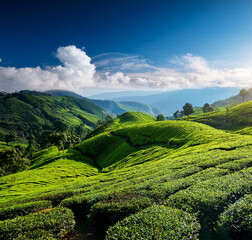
[0,91,106,140]
[0,119,251,239]
[189,100,252,133]
[45,89,162,116]
[212,88,252,108]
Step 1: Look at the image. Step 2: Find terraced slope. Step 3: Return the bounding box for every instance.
[190,100,252,132]
[0,120,251,239]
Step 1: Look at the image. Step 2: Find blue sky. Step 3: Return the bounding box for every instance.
[0,0,252,94]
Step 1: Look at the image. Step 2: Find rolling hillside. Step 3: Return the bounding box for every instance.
[0,91,106,140]
[212,88,252,108]
[0,116,251,239]
[190,100,252,133]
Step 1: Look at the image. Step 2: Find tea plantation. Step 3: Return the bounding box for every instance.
[0,107,252,239]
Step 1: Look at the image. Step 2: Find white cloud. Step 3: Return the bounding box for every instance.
[0,47,251,92]
[0,58,2,63]
[96,53,252,90]
[0,45,95,92]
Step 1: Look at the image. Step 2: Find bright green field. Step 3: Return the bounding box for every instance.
[1,110,252,239]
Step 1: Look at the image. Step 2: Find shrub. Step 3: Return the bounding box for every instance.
[0,200,52,220]
[61,191,115,221]
[105,205,200,240]
[0,206,75,240]
[89,193,153,234]
[216,194,252,239]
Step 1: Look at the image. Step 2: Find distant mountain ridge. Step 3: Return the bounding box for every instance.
[90,87,239,115]
[46,90,162,116]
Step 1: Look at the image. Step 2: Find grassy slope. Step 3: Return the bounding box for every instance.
[0,116,252,239]
[189,100,252,133]
[0,93,106,140]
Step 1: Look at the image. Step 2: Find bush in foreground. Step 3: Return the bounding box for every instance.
[90,194,153,234]
[0,200,52,221]
[105,205,200,240]
[216,194,252,239]
[0,206,75,239]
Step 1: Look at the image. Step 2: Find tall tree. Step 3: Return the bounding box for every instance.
[173,110,180,119]
[182,103,194,117]
[239,89,249,102]
[202,103,214,115]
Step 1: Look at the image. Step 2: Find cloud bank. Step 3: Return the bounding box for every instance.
[0,45,251,92]
[0,45,95,92]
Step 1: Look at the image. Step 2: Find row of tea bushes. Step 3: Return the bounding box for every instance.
[105,205,201,240]
[0,207,75,239]
[0,200,52,220]
[166,168,252,223]
[89,194,153,234]
[217,194,252,239]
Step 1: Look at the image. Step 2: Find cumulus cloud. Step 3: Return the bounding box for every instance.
[0,45,95,92]
[0,46,251,92]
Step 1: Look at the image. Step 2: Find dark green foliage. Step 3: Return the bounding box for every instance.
[5,132,18,145]
[183,102,194,117]
[156,114,166,121]
[216,194,252,239]
[0,148,29,176]
[75,124,87,140]
[0,200,52,220]
[202,103,214,114]
[105,205,201,240]
[89,193,153,234]
[0,206,75,240]
[53,120,69,132]
[173,110,180,119]
[61,191,114,221]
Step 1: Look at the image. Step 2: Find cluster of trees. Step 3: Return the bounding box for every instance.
[173,102,215,119]
[96,115,115,129]
[173,103,194,119]
[0,148,29,177]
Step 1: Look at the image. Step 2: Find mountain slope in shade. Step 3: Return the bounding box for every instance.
[0,91,106,140]
[46,90,162,116]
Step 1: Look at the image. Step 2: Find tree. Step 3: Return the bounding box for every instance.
[50,132,67,153]
[173,110,180,119]
[5,132,18,146]
[65,134,81,149]
[0,149,30,176]
[75,124,87,140]
[239,89,249,102]
[202,103,214,115]
[179,110,184,118]
[96,115,114,129]
[182,103,194,117]
[106,114,114,126]
[53,120,69,133]
[156,114,166,121]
